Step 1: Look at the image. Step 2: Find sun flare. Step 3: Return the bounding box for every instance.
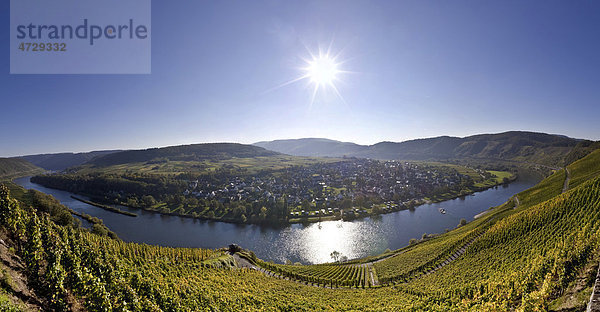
[267,44,351,106]
[305,55,339,86]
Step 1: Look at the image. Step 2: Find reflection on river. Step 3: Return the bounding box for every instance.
[14,176,538,264]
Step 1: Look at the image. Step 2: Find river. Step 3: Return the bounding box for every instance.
[14,176,538,264]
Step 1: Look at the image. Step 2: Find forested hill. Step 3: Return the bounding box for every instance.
[18,150,121,171]
[0,158,44,179]
[87,143,281,167]
[255,131,583,166]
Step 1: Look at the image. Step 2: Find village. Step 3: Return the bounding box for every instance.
[182,159,476,221]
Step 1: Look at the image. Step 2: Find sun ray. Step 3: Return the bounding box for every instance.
[262,74,310,95]
[309,84,319,109]
[329,82,347,106]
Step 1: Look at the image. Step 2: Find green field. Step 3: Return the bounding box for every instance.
[75,155,344,175]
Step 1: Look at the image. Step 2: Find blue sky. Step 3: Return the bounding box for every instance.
[1,0,599,157]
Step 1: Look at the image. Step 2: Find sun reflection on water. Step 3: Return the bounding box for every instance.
[279,220,387,264]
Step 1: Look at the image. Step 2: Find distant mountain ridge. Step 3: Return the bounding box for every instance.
[18,150,122,171]
[254,131,585,166]
[14,131,591,171]
[87,143,280,167]
[253,138,364,157]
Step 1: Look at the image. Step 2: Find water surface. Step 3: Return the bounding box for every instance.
[14,176,537,264]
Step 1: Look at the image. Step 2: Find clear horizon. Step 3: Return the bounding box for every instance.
[0,129,590,158]
[2,1,600,156]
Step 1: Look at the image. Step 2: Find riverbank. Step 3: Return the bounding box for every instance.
[13,175,538,264]
[289,172,517,224]
[71,196,137,217]
[37,171,517,226]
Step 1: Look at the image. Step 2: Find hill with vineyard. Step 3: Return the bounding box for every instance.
[0,148,600,310]
[0,158,43,180]
[255,131,583,167]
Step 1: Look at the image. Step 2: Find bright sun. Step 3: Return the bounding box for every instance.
[305,55,339,86]
[267,44,351,106]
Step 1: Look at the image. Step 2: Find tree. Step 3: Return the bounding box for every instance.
[141,195,156,207]
[459,218,467,227]
[330,250,341,262]
[259,207,268,220]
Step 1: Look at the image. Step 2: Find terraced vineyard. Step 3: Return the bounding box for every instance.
[258,261,373,287]
[567,148,600,189]
[374,223,488,284]
[515,167,566,210]
[1,147,600,310]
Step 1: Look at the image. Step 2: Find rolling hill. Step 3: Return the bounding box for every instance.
[86,143,281,167]
[18,150,121,171]
[0,158,44,180]
[255,131,584,166]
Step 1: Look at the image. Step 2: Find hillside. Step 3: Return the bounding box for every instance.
[18,150,121,171]
[87,143,280,167]
[254,138,365,157]
[0,158,44,180]
[255,131,583,166]
[1,147,600,310]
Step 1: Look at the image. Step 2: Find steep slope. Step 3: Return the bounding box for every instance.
[561,139,600,167]
[18,150,121,171]
[0,158,44,180]
[87,143,280,167]
[566,148,600,190]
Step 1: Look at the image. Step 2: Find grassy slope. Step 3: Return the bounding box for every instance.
[514,148,600,210]
[18,150,121,171]
[515,168,565,210]
[568,148,600,190]
[74,155,344,176]
[0,158,44,180]
[87,143,281,167]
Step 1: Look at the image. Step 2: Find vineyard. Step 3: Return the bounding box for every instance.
[374,222,488,284]
[0,148,599,310]
[515,167,565,210]
[257,260,374,288]
[567,148,600,189]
